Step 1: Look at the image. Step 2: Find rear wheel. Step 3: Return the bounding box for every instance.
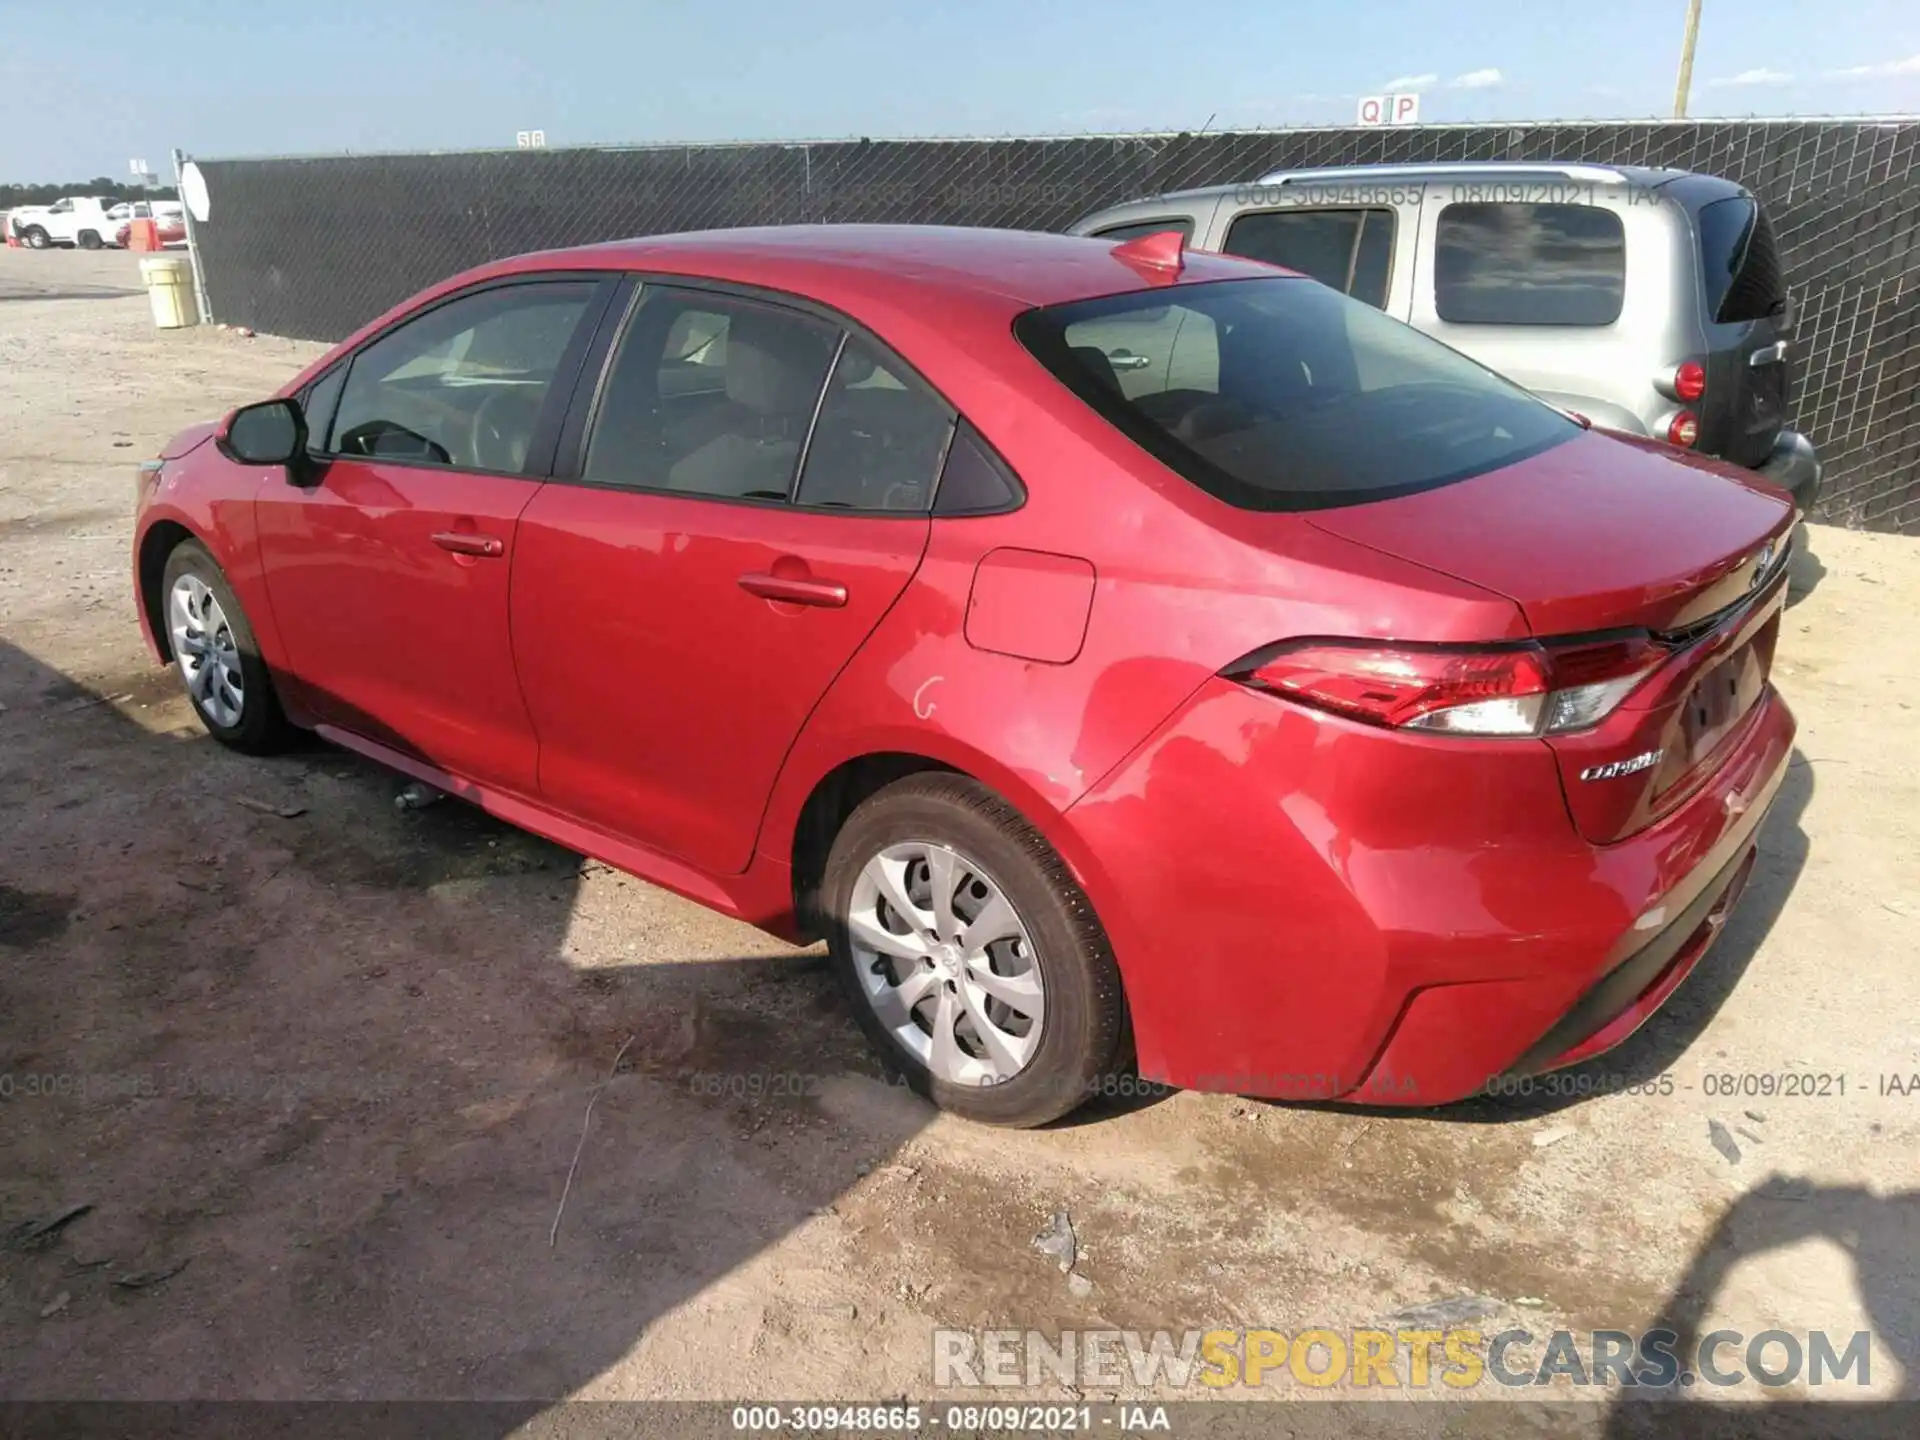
[160,540,293,754]
[822,774,1128,1127]
[23,226,50,249]
[77,229,102,251]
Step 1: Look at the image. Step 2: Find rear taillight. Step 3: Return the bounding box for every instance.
[1666,411,1700,448]
[1231,636,1669,738]
[1673,361,1707,402]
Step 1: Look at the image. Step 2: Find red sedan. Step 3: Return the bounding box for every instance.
[132,226,1796,1126]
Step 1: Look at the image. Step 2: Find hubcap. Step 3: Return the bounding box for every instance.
[169,574,245,728]
[847,841,1044,1087]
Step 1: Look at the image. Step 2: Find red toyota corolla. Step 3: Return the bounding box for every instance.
[132,226,1796,1127]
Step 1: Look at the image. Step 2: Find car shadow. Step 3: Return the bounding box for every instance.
[1786,528,1827,608]
[0,638,935,1423]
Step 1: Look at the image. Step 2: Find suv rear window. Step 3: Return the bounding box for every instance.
[1014,276,1577,512]
[1698,196,1785,324]
[1434,202,1625,326]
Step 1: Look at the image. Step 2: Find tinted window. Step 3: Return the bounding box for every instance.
[1224,208,1394,309]
[1015,276,1577,512]
[584,288,838,500]
[1434,203,1625,326]
[1092,218,1196,244]
[934,423,1023,515]
[1698,196,1784,324]
[329,283,592,472]
[795,336,954,511]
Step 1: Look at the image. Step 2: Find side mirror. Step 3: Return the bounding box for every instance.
[220,398,306,467]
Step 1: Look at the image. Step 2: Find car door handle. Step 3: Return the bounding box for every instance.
[431,531,504,558]
[738,571,848,608]
[1108,351,1152,370]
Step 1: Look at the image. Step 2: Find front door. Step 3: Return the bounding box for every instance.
[511,284,953,874]
[255,277,604,793]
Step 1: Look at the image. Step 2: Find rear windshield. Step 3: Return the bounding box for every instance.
[1013,276,1577,512]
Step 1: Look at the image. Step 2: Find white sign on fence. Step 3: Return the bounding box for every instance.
[515,130,548,149]
[1356,94,1421,127]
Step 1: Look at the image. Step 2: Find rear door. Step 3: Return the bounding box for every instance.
[510,282,950,875]
[1692,194,1790,467]
[254,276,611,793]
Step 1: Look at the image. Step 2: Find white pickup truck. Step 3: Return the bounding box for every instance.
[6,195,129,250]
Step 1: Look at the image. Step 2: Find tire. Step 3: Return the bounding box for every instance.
[159,539,293,754]
[77,229,102,250]
[822,773,1128,1127]
[23,226,50,249]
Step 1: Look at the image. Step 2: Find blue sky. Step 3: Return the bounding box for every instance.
[3,0,1918,182]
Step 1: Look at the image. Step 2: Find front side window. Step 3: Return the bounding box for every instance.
[584,288,839,501]
[1224,208,1394,309]
[1434,203,1626,326]
[1015,276,1577,512]
[795,336,954,511]
[328,282,594,473]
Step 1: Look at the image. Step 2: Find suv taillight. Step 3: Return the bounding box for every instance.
[1667,411,1700,447]
[1229,636,1670,738]
[1673,361,1707,402]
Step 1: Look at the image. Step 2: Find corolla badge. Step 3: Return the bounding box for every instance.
[1580,749,1664,782]
[1749,541,1777,588]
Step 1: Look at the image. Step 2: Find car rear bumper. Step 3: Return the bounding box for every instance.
[1064,676,1795,1105]
[1756,428,1821,514]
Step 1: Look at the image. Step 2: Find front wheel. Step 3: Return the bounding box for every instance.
[822,774,1128,1127]
[23,226,50,249]
[160,540,293,754]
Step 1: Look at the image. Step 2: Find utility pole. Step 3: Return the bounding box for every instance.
[1673,0,1704,118]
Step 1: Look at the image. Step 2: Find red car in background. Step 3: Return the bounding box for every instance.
[112,201,187,248]
[130,226,1796,1127]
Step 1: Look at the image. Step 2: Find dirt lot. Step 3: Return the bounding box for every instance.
[3,247,1918,1423]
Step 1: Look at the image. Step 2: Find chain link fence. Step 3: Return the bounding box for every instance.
[188,119,1919,533]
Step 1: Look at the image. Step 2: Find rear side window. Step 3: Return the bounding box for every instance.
[583,287,839,500]
[1223,208,1394,309]
[795,336,955,512]
[1434,203,1625,326]
[1092,218,1195,243]
[1015,276,1576,512]
[1698,196,1785,324]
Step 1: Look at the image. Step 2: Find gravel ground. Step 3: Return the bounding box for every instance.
[2,247,1917,1425]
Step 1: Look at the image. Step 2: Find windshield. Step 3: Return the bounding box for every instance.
[1013,275,1578,512]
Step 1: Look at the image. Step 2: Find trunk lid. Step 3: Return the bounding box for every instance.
[1309,428,1794,841]
[1306,428,1792,635]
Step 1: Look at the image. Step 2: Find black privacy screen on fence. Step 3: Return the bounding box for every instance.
[190,119,1920,533]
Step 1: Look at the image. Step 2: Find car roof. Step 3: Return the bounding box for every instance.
[1133,160,1700,205]
[474,224,1280,315]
